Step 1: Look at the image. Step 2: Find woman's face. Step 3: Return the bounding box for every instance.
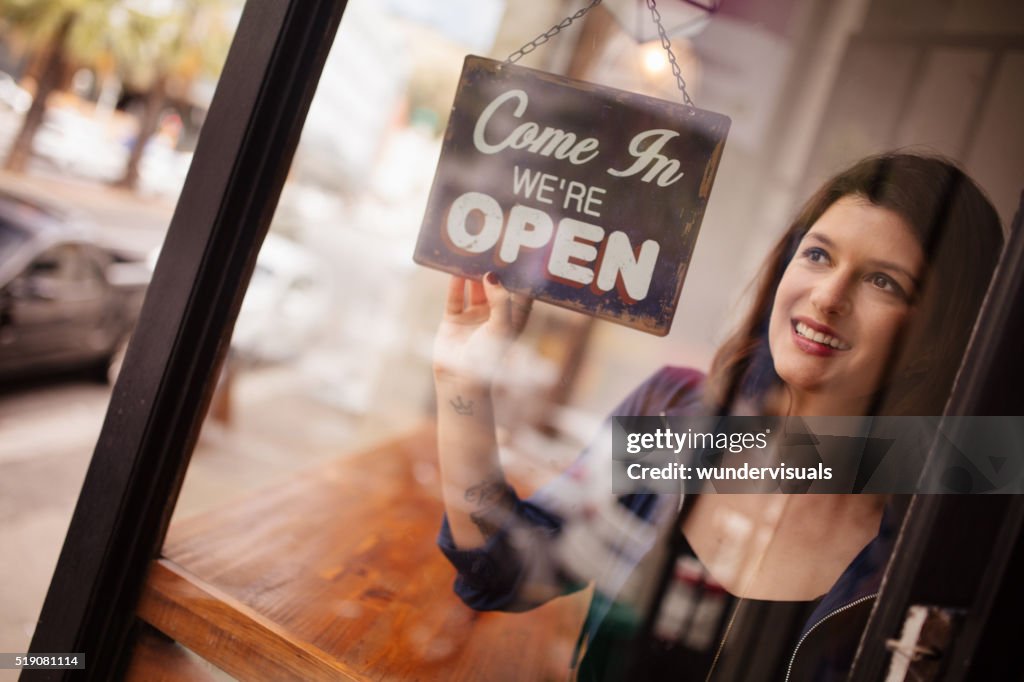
[768,195,925,413]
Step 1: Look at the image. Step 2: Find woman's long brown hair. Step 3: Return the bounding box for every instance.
[706,153,1004,416]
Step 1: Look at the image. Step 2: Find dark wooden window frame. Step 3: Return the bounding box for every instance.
[850,193,1024,680]
[22,2,1024,680]
[23,2,348,679]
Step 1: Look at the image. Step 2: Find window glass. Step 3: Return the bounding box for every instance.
[0,221,29,263]
[26,245,81,283]
[0,0,242,662]
[157,1,1019,679]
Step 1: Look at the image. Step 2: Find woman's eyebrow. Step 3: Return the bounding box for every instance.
[804,232,920,285]
[805,232,835,248]
[869,259,920,286]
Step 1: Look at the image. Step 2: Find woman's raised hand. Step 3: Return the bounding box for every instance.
[433,273,533,386]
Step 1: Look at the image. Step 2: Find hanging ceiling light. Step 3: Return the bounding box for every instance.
[602,0,720,42]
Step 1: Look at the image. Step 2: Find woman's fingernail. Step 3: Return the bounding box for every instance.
[485,272,499,284]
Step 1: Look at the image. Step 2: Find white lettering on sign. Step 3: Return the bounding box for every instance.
[473,90,601,164]
[548,218,603,286]
[445,191,659,301]
[595,232,660,302]
[446,192,503,253]
[514,166,606,217]
[563,181,606,218]
[498,205,554,264]
[607,129,685,186]
[512,166,545,200]
[512,166,558,204]
[547,219,659,299]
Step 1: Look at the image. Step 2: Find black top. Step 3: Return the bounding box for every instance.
[578,530,822,682]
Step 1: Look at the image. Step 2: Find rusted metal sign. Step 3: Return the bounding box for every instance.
[413,56,729,335]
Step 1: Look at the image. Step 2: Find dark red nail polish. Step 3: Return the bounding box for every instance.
[485,272,499,284]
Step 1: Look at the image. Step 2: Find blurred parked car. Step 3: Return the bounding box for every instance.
[147,232,331,367]
[0,190,148,383]
[230,233,332,365]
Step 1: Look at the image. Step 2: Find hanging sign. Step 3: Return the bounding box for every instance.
[413,56,729,335]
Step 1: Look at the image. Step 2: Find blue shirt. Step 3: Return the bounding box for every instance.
[438,367,899,679]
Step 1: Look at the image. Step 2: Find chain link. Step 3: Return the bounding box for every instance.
[647,0,696,109]
[504,0,697,111]
[504,0,604,65]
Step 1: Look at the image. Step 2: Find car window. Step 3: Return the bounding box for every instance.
[0,220,29,264]
[27,245,103,288]
[26,247,68,281]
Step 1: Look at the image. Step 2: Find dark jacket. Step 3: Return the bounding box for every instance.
[438,367,898,680]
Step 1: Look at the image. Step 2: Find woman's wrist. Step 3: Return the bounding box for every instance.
[433,369,492,395]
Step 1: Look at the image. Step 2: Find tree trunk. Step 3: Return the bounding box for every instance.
[3,13,75,173]
[117,74,168,191]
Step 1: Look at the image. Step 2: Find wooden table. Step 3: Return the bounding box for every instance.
[128,425,589,681]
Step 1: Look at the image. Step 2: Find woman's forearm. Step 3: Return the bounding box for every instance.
[432,274,532,549]
[435,376,516,549]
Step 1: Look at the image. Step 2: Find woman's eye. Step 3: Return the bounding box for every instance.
[802,247,830,264]
[868,273,905,296]
[870,274,892,289]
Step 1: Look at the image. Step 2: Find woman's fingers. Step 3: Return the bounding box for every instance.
[445,276,467,316]
[507,292,533,334]
[435,272,532,382]
[445,272,532,335]
[468,278,488,309]
[481,271,511,325]
[482,272,534,336]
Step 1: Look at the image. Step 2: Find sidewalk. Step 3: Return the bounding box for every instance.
[0,168,173,678]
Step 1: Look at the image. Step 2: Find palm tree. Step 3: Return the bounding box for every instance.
[0,0,233,185]
[114,0,233,190]
[0,0,120,171]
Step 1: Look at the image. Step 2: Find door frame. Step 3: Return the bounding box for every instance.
[23,2,348,679]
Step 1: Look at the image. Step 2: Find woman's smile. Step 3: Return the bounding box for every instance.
[791,317,851,354]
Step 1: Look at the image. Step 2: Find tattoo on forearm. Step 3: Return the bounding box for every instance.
[464,479,515,539]
[464,479,512,505]
[450,395,474,416]
[469,511,502,538]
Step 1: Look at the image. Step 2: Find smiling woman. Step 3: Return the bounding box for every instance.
[768,197,925,415]
[430,152,1005,680]
[710,154,1004,418]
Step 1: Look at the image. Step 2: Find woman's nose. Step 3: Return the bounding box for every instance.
[810,272,853,316]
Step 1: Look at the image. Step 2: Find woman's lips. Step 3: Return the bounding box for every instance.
[791,319,851,356]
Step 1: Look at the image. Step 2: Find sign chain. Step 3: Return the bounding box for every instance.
[646,0,696,110]
[504,0,604,65]
[505,0,697,110]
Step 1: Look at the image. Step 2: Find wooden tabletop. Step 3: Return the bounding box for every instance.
[134,424,589,681]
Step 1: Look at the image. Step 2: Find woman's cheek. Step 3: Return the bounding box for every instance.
[768,273,799,331]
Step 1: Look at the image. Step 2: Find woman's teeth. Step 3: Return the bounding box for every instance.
[795,322,850,350]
